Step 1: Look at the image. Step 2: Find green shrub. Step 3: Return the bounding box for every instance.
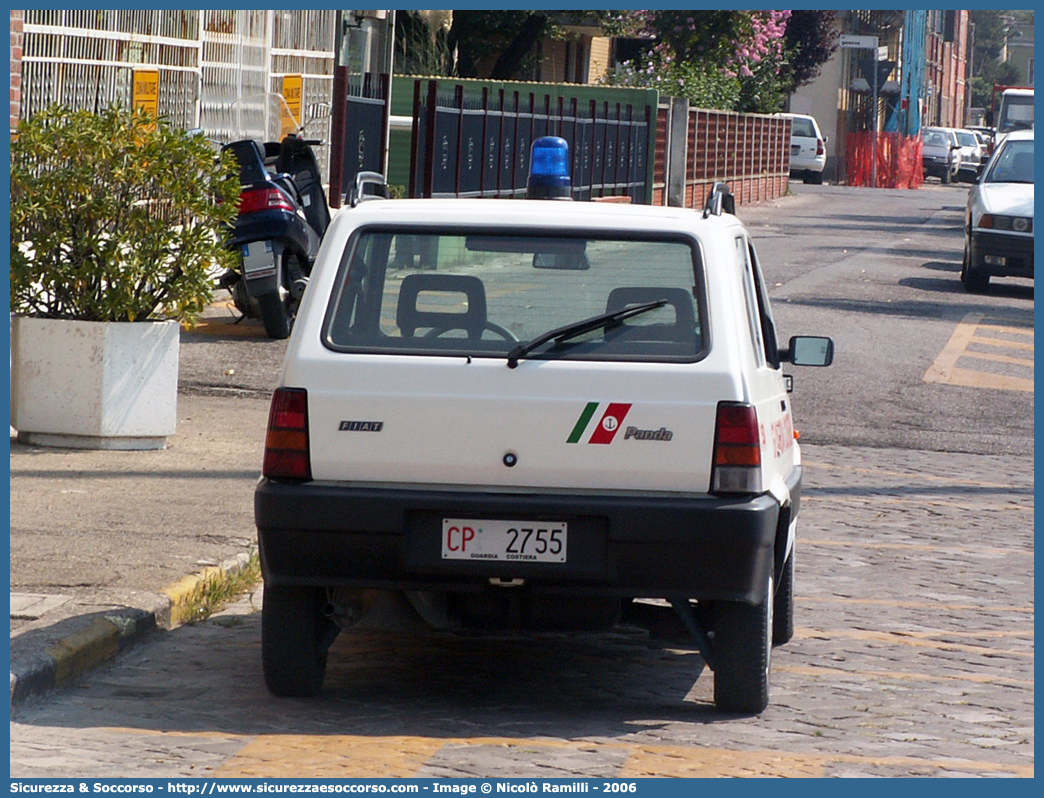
[10,103,241,323]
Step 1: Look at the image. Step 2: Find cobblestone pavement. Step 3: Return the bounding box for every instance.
[9,443,1033,778]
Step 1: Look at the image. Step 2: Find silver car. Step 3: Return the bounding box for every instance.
[921,127,961,184]
[953,128,986,183]
[961,129,1034,292]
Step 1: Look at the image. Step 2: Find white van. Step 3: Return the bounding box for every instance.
[255,140,834,714]
[996,88,1034,141]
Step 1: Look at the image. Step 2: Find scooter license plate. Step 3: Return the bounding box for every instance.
[242,242,277,279]
[442,518,567,563]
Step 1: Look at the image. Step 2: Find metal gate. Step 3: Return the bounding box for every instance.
[19,9,336,179]
[408,79,654,202]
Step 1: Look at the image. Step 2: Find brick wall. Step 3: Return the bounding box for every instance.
[653,104,791,209]
[11,9,23,131]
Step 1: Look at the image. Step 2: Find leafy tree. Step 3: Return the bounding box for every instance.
[969,10,1034,109]
[603,10,800,113]
[783,10,839,91]
[395,9,839,114]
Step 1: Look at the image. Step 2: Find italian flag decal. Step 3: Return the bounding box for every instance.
[567,402,632,444]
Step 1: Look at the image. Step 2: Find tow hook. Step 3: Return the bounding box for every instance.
[489,577,526,588]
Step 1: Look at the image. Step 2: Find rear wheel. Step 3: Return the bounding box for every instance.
[941,168,952,185]
[257,253,307,339]
[262,584,338,697]
[809,170,824,185]
[257,291,291,339]
[713,571,773,714]
[961,240,990,293]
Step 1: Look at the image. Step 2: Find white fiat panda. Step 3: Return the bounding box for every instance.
[256,138,833,714]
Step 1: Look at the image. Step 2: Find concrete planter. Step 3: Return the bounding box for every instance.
[11,316,179,450]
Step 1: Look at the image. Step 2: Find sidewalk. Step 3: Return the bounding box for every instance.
[10,381,272,704]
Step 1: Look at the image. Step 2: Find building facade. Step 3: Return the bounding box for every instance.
[789,9,971,185]
[11,9,338,170]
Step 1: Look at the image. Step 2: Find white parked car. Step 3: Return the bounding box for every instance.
[962,129,1034,292]
[953,128,986,183]
[255,138,834,714]
[779,112,827,184]
[921,126,962,184]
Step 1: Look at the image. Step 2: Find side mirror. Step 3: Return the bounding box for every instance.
[780,336,834,367]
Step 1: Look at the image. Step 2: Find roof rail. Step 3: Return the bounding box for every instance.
[703,182,736,218]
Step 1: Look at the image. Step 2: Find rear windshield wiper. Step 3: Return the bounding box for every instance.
[506,300,666,369]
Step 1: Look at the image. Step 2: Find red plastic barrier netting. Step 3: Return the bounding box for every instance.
[847,131,924,188]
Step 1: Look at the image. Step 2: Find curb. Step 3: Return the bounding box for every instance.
[10,552,257,707]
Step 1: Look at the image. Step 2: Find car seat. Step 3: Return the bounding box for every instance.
[604,286,697,344]
[396,274,488,340]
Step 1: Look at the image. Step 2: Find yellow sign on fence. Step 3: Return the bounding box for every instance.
[280,74,303,138]
[132,68,159,116]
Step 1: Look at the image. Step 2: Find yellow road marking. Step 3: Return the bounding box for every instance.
[796,596,1034,613]
[802,538,1032,557]
[970,335,1033,351]
[960,349,1034,367]
[92,730,1032,778]
[796,596,1033,613]
[924,312,1033,392]
[793,627,1033,657]
[979,318,1034,335]
[215,734,445,777]
[803,494,1033,512]
[940,367,1033,392]
[778,663,1033,688]
[619,744,1033,779]
[800,460,1026,489]
[184,318,266,338]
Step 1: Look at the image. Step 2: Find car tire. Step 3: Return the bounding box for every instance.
[772,548,794,647]
[712,571,773,714]
[262,584,338,697]
[941,168,951,185]
[961,240,990,293]
[809,171,824,185]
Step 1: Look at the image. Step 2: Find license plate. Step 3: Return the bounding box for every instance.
[442,518,567,563]
[791,144,800,155]
[241,241,277,279]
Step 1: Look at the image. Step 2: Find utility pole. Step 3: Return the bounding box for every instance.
[965,22,975,126]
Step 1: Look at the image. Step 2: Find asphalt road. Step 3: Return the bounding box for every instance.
[739,181,1032,456]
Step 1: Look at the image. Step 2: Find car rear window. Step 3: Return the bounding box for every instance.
[790,118,816,138]
[923,131,946,148]
[323,228,706,363]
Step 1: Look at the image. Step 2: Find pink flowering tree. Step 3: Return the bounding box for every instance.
[602,9,800,113]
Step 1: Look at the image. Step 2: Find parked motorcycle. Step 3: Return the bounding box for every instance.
[220,133,331,339]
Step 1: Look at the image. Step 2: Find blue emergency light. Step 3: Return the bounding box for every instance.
[526,136,572,200]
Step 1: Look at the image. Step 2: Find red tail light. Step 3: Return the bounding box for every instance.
[712,402,763,494]
[816,139,825,156]
[263,388,311,481]
[238,187,294,214]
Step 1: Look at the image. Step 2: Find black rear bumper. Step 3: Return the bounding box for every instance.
[971,230,1034,277]
[255,470,800,605]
